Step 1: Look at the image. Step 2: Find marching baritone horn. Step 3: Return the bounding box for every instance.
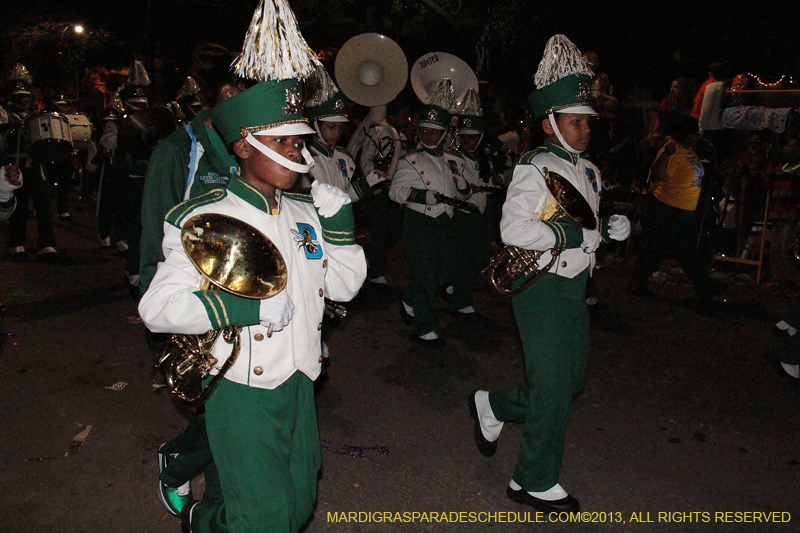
[483,168,596,296]
[157,213,287,404]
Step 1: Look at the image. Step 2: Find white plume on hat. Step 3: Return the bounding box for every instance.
[7,63,33,84]
[304,61,340,108]
[457,87,482,117]
[129,60,152,86]
[108,93,125,114]
[533,34,592,89]
[427,78,456,112]
[233,0,321,82]
[177,76,201,98]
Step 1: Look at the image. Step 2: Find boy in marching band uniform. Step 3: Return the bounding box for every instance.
[389,81,469,347]
[470,35,630,512]
[139,2,366,531]
[448,88,494,316]
[305,83,383,202]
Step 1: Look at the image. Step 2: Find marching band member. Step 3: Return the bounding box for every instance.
[174,76,202,127]
[2,64,60,260]
[389,81,469,347]
[448,88,494,316]
[139,2,366,531]
[304,77,384,362]
[113,60,153,287]
[0,163,22,221]
[43,92,78,221]
[140,44,246,296]
[356,99,411,285]
[305,82,380,202]
[139,43,245,521]
[469,35,630,512]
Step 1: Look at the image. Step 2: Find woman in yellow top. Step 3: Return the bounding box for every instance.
[628,115,726,299]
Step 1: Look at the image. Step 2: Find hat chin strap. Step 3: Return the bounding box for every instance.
[312,120,335,149]
[548,113,583,154]
[245,133,315,173]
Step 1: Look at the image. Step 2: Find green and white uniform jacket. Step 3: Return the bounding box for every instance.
[307,138,372,202]
[139,176,367,389]
[140,111,238,293]
[389,146,469,218]
[458,149,488,214]
[501,141,605,279]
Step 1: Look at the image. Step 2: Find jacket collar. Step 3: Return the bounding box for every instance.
[418,144,442,157]
[192,111,239,177]
[308,137,334,158]
[226,175,279,214]
[544,140,579,165]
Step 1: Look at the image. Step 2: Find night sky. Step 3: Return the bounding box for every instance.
[2,0,800,106]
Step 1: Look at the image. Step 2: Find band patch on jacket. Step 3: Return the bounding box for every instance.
[447,159,459,175]
[585,168,598,192]
[198,171,229,185]
[292,224,322,259]
[337,159,348,177]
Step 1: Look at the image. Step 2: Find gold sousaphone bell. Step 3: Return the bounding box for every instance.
[484,168,596,296]
[158,213,287,404]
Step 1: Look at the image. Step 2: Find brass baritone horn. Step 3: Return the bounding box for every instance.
[484,168,596,296]
[157,213,288,404]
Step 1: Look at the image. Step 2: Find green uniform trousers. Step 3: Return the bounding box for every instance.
[488,269,590,492]
[363,192,404,279]
[193,371,321,533]
[449,209,492,312]
[402,209,456,337]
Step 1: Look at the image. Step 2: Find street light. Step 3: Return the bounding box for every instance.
[58,23,88,100]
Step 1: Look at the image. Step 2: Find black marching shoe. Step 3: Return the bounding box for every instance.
[506,486,580,513]
[468,391,497,457]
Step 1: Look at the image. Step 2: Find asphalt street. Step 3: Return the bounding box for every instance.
[0,197,798,533]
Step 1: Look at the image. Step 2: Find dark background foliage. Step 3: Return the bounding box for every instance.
[2,0,799,109]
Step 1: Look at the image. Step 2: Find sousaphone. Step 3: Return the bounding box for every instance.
[335,33,408,179]
[410,52,478,108]
[411,52,478,150]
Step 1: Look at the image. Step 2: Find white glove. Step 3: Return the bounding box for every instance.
[581,228,602,254]
[608,214,631,241]
[425,190,438,205]
[0,165,23,202]
[311,180,351,218]
[259,290,295,334]
[365,170,385,187]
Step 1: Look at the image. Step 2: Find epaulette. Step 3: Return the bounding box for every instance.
[444,149,463,158]
[165,189,227,227]
[517,146,549,165]
[283,191,314,204]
